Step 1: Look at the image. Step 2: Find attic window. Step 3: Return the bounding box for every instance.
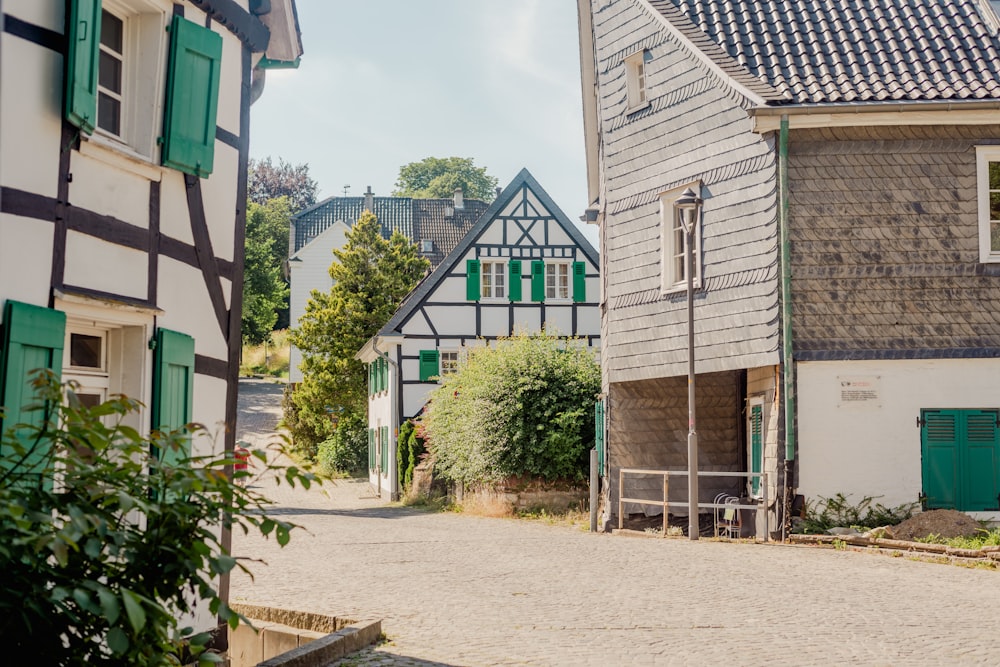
[624,50,650,113]
[421,239,434,253]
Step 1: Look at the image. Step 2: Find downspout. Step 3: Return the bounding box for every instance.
[372,338,399,501]
[778,115,795,542]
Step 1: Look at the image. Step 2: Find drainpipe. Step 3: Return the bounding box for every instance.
[372,338,399,500]
[778,115,795,541]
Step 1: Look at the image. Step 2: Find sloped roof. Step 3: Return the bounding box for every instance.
[376,168,599,337]
[291,195,488,268]
[647,0,1000,104]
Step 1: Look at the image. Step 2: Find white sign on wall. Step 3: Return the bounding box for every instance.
[837,375,881,409]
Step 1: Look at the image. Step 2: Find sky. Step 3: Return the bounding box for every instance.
[248,0,596,245]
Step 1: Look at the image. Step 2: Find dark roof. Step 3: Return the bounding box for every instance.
[648,0,1000,104]
[377,168,599,337]
[291,196,488,268]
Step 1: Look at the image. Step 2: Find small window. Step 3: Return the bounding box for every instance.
[69,332,105,370]
[545,263,570,300]
[482,261,506,299]
[976,146,1000,262]
[421,239,434,253]
[440,351,459,375]
[98,10,125,136]
[659,186,703,293]
[624,50,649,112]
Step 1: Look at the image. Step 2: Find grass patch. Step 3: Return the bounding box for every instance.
[916,528,1000,550]
[241,329,291,378]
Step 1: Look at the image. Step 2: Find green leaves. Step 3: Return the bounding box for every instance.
[392,156,498,201]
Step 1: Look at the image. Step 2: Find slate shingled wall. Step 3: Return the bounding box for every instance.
[788,125,1000,359]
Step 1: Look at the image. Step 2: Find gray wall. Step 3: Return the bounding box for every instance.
[788,125,1000,357]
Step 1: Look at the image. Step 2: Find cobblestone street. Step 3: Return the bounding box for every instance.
[233,379,999,666]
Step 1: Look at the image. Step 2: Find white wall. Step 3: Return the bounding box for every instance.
[797,358,1000,509]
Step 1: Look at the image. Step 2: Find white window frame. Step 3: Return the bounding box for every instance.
[624,50,649,113]
[481,261,506,300]
[976,145,1000,263]
[439,350,460,376]
[659,184,703,294]
[545,262,571,301]
[87,0,170,163]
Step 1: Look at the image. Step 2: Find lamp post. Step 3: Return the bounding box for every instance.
[675,187,703,540]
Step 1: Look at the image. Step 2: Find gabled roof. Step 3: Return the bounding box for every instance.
[291,195,488,268]
[645,0,1000,105]
[376,168,599,337]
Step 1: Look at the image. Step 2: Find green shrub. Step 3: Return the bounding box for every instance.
[403,422,426,491]
[798,493,918,533]
[423,332,600,486]
[317,411,367,476]
[0,371,312,665]
[397,420,414,491]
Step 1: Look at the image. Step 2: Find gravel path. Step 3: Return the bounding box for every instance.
[233,379,999,666]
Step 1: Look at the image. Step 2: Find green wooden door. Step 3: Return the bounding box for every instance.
[151,329,195,467]
[921,409,1000,511]
[594,398,605,472]
[750,404,762,496]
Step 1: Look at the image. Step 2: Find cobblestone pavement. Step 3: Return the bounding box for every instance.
[233,380,999,666]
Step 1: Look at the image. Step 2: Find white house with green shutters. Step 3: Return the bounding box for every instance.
[357,169,600,499]
[0,0,301,640]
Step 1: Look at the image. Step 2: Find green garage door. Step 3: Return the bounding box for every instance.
[921,409,1000,511]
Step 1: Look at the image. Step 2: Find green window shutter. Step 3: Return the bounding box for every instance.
[368,363,373,396]
[509,261,522,302]
[466,260,481,301]
[921,410,960,510]
[750,405,763,496]
[381,425,389,471]
[961,410,999,511]
[0,301,66,487]
[594,398,605,472]
[531,261,545,302]
[573,262,587,303]
[419,350,440,382]
[368,428,375,470]
[161,15,223,178]
[380,357,388,392]
[65,0,101,133]
[151,329,195,467]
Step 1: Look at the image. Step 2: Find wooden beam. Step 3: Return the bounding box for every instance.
[183,175,231,338]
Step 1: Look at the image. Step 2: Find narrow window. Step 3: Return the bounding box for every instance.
[481,261,506,299]
[624,50,649,112]
[976,146,1000,262]
[440,351,459,375]
[545,263,570,300]
[659,186,703,293]
[97,9,125,137]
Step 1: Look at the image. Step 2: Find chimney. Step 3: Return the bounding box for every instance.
[454,188,464,210]
[364,185,374,212]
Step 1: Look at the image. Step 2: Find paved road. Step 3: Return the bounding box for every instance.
[233,380,999,666]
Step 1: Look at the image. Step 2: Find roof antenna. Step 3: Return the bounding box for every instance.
[342,185,350,197]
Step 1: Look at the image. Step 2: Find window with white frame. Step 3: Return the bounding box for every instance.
[440,351,460,375]
[624,50,649,112]
[659,187,702,293]
[976,146,1000,262]
[481,261,506,299]
[546,263,570,300]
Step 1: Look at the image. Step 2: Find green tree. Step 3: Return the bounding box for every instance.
[0,372,311,665]
[248,157,318,213]
[392,156,499,202]
[288,211,430,454]
[423,333,600,486]
[242,198,291,345]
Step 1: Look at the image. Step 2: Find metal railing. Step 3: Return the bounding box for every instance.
[617,468,768,541]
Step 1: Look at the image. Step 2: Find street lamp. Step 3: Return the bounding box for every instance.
[675,186,703,540]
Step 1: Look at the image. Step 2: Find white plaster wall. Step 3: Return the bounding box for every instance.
[0,36,62,198]
[577,304,600,335]
[159,171,195,244]
[432,275,467,302]
[64,232,148,300]
[157,257,229,360]
[403,383,436,420]
[368,378,395,495]
[419,305,477,333]
[546,219,574,245]
[5,0,63,30]
[480,306,510,338]
[69,153,151,226]
[0,214,55,308]
[200,143,239,263]
[511,307,542,333]
[542,308,573,336]
[797,358,1000,509]
[192,375,229,450]
[400,310,434,336]
[216,16,243,135]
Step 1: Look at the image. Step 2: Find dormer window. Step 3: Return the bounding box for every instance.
[624,50,650,113]
[421,239,434,253]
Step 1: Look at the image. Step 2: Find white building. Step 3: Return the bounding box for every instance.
[0,0,301,638]
[357,169,601,499]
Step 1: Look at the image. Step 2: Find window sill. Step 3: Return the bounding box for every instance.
[625,100,650,116]
[480,297,509,304]
[544,297,573,305]
[661,280,703,296]
[79,135,163,182]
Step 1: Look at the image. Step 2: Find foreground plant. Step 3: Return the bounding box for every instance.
[0,372,312,665]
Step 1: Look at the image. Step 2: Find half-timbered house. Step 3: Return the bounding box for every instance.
[0,0,301,633]
[578,0,1000,531]
[288,189,489,383]
[357,169,600,499]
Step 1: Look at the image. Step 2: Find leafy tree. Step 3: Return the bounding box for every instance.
[392,156,498,202]
[317,412,368,476]
[288,210,430,453]
[423,333,600,486]
[242,198,291,345]
[0,372,312,665]
[248,157,318,213]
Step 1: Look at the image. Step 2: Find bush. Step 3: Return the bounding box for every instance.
[281,383,333,461]
[423,332,600,486]
[397,420,414,491]
[317,411,368,476]
[0,371,312,665]
[401,421,426,493]
[798,493,918,533]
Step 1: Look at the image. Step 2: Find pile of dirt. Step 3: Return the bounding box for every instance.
[889,509,982,541]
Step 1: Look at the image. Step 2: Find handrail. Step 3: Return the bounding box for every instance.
[618,468,769,541]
